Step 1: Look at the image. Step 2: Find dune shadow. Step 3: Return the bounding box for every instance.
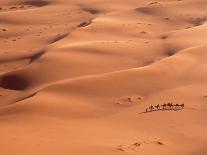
[160,35,168,40]
[135,6,159,15]
[82,8,99,14]
[165,49,176,56]
[77,21,92,28]
[187,17,207,27]
[48,33,69,44]
[0,74,29,91]
[19,0,51,7]
[29,49,46,63]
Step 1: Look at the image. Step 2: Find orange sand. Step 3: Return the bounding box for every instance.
[0,0,207,155]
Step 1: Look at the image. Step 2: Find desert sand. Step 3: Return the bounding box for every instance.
[0,0,207,154]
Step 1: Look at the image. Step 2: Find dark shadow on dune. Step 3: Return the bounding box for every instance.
[142,60,156,67]
[20,0,50,7]
[135,6,157,14]
[0,74,29,90]
[166,50,176,57]
[48,33,69,44]
[165,49,176,56]
[78,21,92,28]
[188,17,207,26]
[29,49,46,63]
[160,35,168,40]
[9,6,18,10]
[82,8,99,14]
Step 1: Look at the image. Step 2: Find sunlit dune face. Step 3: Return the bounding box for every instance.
[0,0,207,155]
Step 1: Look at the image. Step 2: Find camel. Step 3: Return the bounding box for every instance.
[180,103,184,108]
[161,103,167,109]
[149,105,154,111]
[174,103,179,108]
[155,104,160,110]
[166,102,173,109]
[167,103,171,109]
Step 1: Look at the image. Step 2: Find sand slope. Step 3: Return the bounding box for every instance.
[0,0,207,155]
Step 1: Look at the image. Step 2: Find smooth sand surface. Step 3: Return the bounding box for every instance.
[0,0,207,154]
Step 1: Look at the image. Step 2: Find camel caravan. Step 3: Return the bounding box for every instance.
[145,102,184,113]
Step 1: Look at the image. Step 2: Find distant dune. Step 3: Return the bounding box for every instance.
[0,0,207,155]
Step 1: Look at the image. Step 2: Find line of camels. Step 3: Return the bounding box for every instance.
[145,102,184,113]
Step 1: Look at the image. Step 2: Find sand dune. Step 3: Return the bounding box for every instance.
[0,0,207,155]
